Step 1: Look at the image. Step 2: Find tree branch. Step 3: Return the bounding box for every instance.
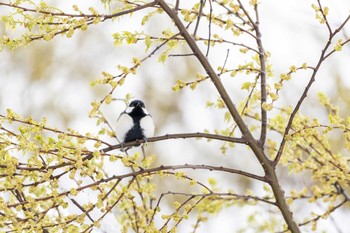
[8,163,266,208]
[157,0,263,161]
[193,0,205,38]
[274,12,350,166]
[0,132,247,176]
[317,0,332,35]
[0,1,159,20]
[205,0,213,56]
[100,132,247,153]
[163,191,277,205]
[253,4,268,147]
[157,1,301,232]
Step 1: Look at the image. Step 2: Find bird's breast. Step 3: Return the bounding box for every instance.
[140,115,155,138]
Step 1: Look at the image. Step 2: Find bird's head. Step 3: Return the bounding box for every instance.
[126,100,148,116]
[129,100,145,108]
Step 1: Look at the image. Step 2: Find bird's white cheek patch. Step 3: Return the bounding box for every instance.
[142,108,150,115]
[116,113,134,142]
[125,107,134,114]
[141,115,155,138]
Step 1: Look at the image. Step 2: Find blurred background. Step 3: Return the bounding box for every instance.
[1,0,350,232]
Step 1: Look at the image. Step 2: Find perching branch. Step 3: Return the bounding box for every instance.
[100,132,247,153]
[0,132,247,177]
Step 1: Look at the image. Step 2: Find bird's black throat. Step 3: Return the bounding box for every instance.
[129,106,147,121]
[124,106,147,143]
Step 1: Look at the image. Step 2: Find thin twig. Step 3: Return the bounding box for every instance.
[317,0,332,35]
[163,191,276,205]
[193,0,205,38]
[206,0,213,56]
[218,49,230,77]
[69,198,94,222]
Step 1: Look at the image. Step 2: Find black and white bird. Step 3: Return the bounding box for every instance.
[116,100,155,147]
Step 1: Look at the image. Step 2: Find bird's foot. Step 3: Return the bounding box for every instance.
[142,137,148,144]
[120,142,126,152]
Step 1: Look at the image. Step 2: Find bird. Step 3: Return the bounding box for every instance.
[116,100,155,148]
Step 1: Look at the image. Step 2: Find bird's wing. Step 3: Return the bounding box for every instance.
[140,115,155,139]
[116,112,133,143]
